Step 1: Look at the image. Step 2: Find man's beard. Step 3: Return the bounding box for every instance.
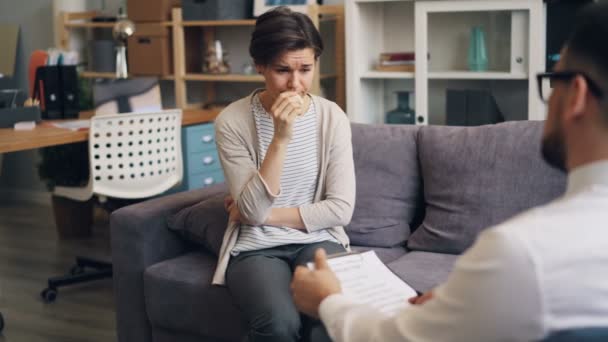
[541,124,567,172]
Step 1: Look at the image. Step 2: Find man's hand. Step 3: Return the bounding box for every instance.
[291,249,342,319]
[408,290,434,306]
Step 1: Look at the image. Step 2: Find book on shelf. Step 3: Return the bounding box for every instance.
[308,251,417,317]
[380,52,415,62]
[375,64,415,72]
[379,60,415,66]
[376,51,416,72]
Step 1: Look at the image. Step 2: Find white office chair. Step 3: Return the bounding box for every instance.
[41,109,183,302]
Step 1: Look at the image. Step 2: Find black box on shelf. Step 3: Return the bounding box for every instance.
[182,0,253,21]
[446,89,505,127]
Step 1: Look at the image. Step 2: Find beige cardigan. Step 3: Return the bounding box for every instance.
[212,91,355,285]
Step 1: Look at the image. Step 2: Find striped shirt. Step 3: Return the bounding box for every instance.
[231,94,338,255]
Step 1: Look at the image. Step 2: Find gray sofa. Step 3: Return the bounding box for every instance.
[111,121,566,342]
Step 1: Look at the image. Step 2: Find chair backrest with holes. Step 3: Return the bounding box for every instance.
[89,109,183,199]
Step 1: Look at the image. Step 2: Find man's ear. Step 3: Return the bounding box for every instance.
[256,65,265,75]
[564,75,589,122]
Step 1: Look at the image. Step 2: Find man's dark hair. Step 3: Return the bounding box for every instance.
[565,2,608,89]
[249,6,323,66]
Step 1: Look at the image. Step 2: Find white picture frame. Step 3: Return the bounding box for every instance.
[253,0,316,18]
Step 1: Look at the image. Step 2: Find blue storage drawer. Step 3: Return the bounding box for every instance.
[188,169,225,189]
[183,123,216,153]
[164,122,225,194]
[186,149,221,174]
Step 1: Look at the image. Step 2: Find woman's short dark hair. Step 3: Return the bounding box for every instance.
[249,6,324,66]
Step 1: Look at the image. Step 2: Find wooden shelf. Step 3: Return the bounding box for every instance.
[320,15,339,23]
[182,19,256,27]
[184,74,264,82]
[65,22,116,28]
[321,73,339,80]
[428,71,528,80]
[359,71,525,80]
[61,5,346,111]
[183,73,338,82]
[361,71,415,79]
[81,71,175,80]
[65,19,172,29]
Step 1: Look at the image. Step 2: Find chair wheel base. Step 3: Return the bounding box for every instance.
[69,265,85,276]
[41,288,57,303]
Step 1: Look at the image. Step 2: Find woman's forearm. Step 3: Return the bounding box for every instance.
[264,207,306,230]
[258,138,288,196]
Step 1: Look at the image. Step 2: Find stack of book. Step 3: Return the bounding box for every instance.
[376,52,415,72]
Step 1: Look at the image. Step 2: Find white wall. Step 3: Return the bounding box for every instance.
[0,0,55,200]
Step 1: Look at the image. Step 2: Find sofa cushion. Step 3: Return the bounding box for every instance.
[166,192,229,256]
[346,123,422,248]
[351,246,407,264]
[388,251,459,293]
[408,121,566,254]
[351,245,407,264]
[144,251,246,340]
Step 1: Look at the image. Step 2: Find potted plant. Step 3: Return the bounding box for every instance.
[38,77,94,238]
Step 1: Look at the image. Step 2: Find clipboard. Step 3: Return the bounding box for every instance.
[309,250,419,316]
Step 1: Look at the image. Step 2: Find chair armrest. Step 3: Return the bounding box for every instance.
[110,183,228,342]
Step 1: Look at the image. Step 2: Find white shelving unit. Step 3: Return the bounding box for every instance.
[346,0,546,125]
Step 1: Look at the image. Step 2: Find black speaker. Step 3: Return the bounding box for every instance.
[546,0,594,71]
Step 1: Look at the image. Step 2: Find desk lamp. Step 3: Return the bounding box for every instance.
[113,12,135,79]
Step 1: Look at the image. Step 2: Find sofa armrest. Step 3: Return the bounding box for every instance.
[110,183,228,342]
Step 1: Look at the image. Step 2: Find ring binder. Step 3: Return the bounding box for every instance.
[33,65,79,120]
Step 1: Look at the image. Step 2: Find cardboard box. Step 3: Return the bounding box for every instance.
[127,23,173,76]
[127,0,180,22]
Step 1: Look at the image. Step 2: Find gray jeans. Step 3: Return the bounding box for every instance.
[226,241,346,342]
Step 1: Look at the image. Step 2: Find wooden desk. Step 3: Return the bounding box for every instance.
[0,109,220,154]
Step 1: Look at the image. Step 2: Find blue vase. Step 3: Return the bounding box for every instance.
[468,26,488,71]
[386,91,416,125]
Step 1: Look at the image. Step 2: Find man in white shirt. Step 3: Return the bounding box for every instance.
[290,3,608,341]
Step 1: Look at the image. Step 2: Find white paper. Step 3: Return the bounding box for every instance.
[13,121,36,131]
[49,119,90,131]
[309,251,417,316]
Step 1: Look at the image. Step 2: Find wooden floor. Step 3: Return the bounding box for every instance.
[0,199,116,342]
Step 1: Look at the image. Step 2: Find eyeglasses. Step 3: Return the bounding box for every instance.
[536,71,604,103]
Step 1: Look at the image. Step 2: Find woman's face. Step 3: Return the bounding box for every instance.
[257,48,316,100]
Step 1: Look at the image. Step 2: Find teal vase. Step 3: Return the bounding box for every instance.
[386,91,416,125]
[468,26,488,71]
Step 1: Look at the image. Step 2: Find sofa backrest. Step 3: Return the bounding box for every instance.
[347,123,422,248]
[348,121,567,254]
[407,121,567,254]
